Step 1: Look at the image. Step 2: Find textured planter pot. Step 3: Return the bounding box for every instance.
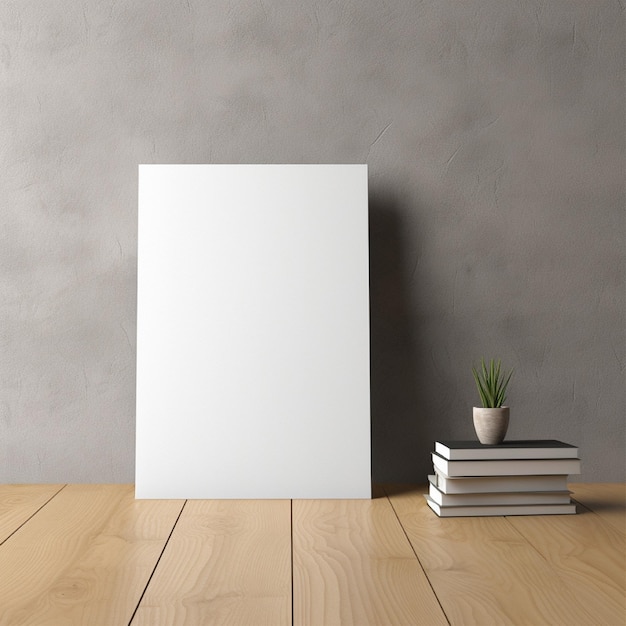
[473,407,510,445]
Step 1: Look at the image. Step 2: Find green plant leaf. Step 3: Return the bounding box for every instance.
[472,358,514,408]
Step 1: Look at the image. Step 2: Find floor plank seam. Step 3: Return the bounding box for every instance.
[502,515,558,569]
[126,499,188,626]
[0,483,68,547]
[568,498,625,537]
[502,510,595,577]
[382,486,452,626]
[290,499,294,626]
[569,498,597,515]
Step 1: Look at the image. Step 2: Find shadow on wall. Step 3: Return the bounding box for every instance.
[369,189,441,483]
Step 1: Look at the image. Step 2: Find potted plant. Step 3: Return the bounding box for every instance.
[472,358,514,445]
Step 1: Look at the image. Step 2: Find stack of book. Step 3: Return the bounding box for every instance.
[426,440,580,517]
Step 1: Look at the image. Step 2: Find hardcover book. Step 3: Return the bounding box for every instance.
[434,440,578,461]
[433,471,570,494]
[427,477,571,506]
[425,496,577,517]
[432,453,581,477]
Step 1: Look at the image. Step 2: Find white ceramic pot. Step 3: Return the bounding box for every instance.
[473,406,510,445]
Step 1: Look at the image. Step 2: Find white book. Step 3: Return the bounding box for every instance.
[434,471,569,494]
[432,453,581,477]
[425,495,577,517]
[435,440,578,461]
[428,477,571,506]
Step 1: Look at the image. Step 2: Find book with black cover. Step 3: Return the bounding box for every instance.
[425,495,577,517]
[432,452,581,477]
[433,471,570,494]
[435,439,578,461]
[427,476,571,506]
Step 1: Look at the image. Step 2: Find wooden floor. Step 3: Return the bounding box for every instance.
[0,484,623,625]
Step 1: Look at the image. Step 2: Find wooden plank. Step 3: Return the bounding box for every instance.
[386,484,601,626]
[508,501,626,625]
[569,482,626,535]
[292,494,448,626]
[131,499,291,626]
[0,484,65,544]
[0,484,183,625]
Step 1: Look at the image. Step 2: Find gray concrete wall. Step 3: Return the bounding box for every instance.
[1,0,623,483]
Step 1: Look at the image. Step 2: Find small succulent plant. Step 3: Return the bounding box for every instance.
[472,358,514,408]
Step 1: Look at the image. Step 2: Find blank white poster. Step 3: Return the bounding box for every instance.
[136,164,371,498]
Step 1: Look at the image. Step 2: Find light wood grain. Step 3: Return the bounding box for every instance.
[292,496,448,626]
[385,484,602,626]
[508,503,626,625]
[569,482,626,535]
[0,484,65,544]
[0,484,183,626]
[131,499,291,626]
[0,483,624,625]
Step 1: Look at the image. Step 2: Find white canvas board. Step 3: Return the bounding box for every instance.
[136,164,371,498]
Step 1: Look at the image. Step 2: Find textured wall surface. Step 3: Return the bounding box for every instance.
[1,0,623,483]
